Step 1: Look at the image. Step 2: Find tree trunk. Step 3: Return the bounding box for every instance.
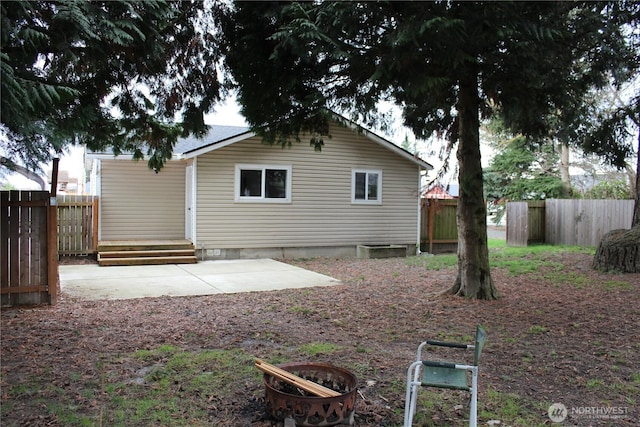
[592,131,640,273]
[632,131,639,228]
[592,227,640,273]
[448,68,499,300]
[624,162,636,199]
[560,141,572,196]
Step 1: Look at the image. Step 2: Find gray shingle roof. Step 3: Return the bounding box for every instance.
[174,125,251,154]
[86,125,251,156]
[85,118,431,170]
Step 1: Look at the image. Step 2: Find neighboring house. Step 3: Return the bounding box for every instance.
[86,116,433,260]
[571,172,630,195]
[46,169,80,194]
[423,184,456,199]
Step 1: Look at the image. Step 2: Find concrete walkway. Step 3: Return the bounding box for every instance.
[60,259,340,300]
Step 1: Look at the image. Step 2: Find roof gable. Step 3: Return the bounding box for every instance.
[175,125,251,155]
[87,114,432,170]
[180,116,432,170]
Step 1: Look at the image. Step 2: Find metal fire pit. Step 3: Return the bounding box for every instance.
[264,362,357,426]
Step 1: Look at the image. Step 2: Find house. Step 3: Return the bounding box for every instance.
[423,184,456,199]
[86,116,433,261]
[46,169,80,194]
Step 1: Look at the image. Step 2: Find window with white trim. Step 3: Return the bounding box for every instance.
[352,169,382,204]
[235,164,292,202]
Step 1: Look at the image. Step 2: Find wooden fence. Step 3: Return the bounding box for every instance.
[57,195,99,256]
[544,199,634,246]
[506,199,634,247]
[506,202,528,246]
[1,190,58,306]
[422,198,632,250]
[420,199,458,253]
[506,200,545,246]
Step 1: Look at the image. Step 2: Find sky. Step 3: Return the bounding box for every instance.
[2,96,501,192]
[6,98,621,195]
[3,97,250,192]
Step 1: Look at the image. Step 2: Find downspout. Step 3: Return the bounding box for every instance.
[191,158,198,248]
[95,159,102,241]
[416,166,423,255]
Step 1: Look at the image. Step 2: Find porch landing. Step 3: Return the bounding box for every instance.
[97,240,197,266]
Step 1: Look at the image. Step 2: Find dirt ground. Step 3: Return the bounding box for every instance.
[1,252,639,426]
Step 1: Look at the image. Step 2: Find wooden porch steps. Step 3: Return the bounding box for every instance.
[97,240,197,266]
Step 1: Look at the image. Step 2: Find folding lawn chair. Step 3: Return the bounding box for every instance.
[403,324,487,427]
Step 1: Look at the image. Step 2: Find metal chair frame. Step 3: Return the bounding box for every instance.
[404,325,486,427]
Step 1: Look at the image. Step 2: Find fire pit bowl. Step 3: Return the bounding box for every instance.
[263,362,357,426]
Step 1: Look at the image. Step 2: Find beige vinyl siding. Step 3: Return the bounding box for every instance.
[196,123,421,248]
[100,160,186,240]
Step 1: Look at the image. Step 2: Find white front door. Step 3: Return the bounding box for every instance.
[185,164,194,241]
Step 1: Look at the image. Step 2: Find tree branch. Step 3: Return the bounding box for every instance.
[0,156,47,190]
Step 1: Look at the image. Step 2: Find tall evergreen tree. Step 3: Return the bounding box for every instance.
[484,135,567,203]
[222,1,638,299]
[1,0,224,173]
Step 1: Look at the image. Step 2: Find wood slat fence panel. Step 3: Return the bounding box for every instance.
[420,199,458,253]
[57,195,99,255]
[527,201,546,243]
[545,199,634,246]
[506,202,529,246]
[1,190,57,306]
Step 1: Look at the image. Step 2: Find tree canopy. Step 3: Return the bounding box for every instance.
[2,1,638,291]
[221,1,639,298]
[483,135,567,203]
[1,0,224,172]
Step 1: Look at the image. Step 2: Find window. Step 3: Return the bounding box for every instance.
[352,169,382,204]
[235,164,291,202]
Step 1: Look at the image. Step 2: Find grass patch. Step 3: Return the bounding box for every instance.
[289,305,314,316]
[545,271,634,290]
[47,402,95,426]
[480,387,542,425]
[586,378,605,389]
[408,243,596,281]
[3,377,93,424]
[132,344,180,361]
[298,342,339,356]
[488,238,506,248]
[406,253,458,270]
[546,271,591,288]
[528,325,548,334]
[408,387,541,426]
[488,244,583,276]
[97,347,257,426]
[603,279,633,290]
[493,258,561,275]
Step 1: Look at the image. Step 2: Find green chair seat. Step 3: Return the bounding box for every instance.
[422,365,470,391]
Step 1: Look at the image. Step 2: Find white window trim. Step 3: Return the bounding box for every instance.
[352,168,382,205]
[235,164,292,203]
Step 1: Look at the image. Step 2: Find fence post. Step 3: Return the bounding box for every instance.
[48,158,59,304]
[428,200,435,253]
[93,196,99,252]
[47,199,59,304]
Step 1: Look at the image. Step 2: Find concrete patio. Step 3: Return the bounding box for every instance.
[59,259,340,300]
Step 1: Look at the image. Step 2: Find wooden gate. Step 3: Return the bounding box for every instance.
[420,199,458,253]
[58,195,99,255]
[1,191,58,306]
